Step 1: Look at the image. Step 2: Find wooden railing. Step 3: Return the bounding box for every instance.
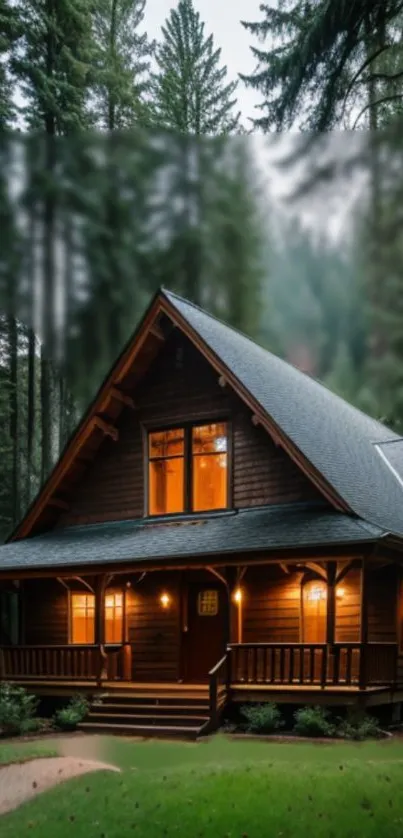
[228,642,398,689]
[208,653,229,731]
[0,645,102,681]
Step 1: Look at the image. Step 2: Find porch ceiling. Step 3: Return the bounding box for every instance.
[0,503,383,573]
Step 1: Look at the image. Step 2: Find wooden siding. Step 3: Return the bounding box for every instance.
[126,572,181,682]
[368,565,397,643]
[23,579,68,645]
[56,331,323,527]
[335,568,361,643]
[242,567,302,643]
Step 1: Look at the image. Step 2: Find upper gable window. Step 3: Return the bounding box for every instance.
[148,422,228,516]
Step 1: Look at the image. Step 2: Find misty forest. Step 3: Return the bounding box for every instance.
[0,0,403,540]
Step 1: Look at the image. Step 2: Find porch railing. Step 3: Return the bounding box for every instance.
[207,653,229,732]
[228,642,398,689]
[0,643,132,683]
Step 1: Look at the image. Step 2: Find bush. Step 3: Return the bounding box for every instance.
[54,694,90,731]
[293,705,335,738]
[0,683,39,736]
[337,713,381,741]
[240,703,283,734]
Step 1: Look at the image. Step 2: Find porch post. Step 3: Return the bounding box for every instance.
[94,574,107,684]
[326,562,336,646]
[359,558,369,690]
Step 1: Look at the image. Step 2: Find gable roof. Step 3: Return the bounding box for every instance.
[3,286,403,548]
[163,289,403,537]
[0,504,384,574]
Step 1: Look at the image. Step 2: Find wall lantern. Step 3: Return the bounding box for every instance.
[233,587,243,604]
[306,585,326,602]
[336,587,345,600]
[160,592,170,609]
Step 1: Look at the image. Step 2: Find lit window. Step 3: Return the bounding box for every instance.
[148,422,228,516]
[149,428,185,515]
[192,423,228,512]
[71,593,95,644]
[198,590,219,616]
[105,592,124,644]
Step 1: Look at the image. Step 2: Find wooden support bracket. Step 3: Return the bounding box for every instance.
[110,387,136,409]
[149,322,165,341]
[218,375,226,388]
[93,416,119,441]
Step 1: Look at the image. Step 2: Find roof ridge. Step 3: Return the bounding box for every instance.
[163,287,398,440]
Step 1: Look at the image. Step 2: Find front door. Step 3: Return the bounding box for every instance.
[185,583,228,682]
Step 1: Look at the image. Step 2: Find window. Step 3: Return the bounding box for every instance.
[302,580,327,643]
[71,593,95,644]
[70,592,124,644]
[197,590,219,616]
[148,422,228,516]
[105,593,124,643]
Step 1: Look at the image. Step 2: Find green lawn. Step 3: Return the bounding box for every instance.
[0,739,57,766]
[2,735,403,837]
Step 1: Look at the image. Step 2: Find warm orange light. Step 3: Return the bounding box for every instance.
[160,593,170,608]
[234,588,242,604]
[336,587,345,599]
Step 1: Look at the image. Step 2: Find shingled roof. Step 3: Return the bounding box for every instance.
[163,289,403,538]
[2,286,403,572]
[0,504,383,573]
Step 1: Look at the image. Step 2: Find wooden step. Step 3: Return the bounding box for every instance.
[92,702,209,714]
[87,711,208,726]
[79,721,203,739]
[97,693,209,706]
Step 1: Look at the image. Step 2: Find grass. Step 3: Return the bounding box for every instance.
[0,739,57,766]
[2,735,403,836]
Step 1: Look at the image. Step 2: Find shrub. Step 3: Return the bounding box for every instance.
[240,703,283,734]
[293,705,335,738]
[0,683,39,736]
[54,694,90,731]
[337,713,381,741]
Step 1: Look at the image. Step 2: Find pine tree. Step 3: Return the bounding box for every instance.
[0,0,22,129]
[240,0,403,131]
[152,0,241,134]
[89,0,155,130]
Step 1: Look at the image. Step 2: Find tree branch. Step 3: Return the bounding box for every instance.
[340,44,393,122]
[352,93,403,129]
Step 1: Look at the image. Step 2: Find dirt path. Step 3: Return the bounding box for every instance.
[0,756,120,815]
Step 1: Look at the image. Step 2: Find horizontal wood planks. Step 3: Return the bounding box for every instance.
[23,579,68,645]
[335,568,361,642]
[55,331,325,528]
[126,572,181,682]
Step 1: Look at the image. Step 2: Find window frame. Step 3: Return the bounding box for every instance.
[69,591,96,645]
[144,417,232,517]
[104,589,125,645]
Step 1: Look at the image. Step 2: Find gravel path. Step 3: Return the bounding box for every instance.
[0,756,120,815]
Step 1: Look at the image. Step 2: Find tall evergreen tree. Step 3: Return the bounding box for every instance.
[89,0,155,130]
[152,0,241,134]
[240,0,403,131]
[0,0,22,129]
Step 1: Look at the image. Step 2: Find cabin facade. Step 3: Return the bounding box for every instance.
[1,288,403,738]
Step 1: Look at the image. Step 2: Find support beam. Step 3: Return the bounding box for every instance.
[110,387,136,409]
[279,562,290,575]
[335,559,360,585]
[206,567,228,588]
[326,561,337,646]
[305,562,327,581]
[93,416,119,441]
[149,322,165,341]
[359,558,369,689]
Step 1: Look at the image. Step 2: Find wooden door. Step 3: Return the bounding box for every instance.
[185,584,228,682]
[303,580,327,643]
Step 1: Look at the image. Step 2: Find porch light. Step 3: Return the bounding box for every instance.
[307,585,326,601]
[160,592,170,608]
[336,587,345,599]
[234,588,242,604]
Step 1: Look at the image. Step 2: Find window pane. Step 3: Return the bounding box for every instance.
[149,457,184,515]
[149,428,184,459]
[193,452,227,511]
[192,423,227,455]
[104,592,124,644]
[71,593,95,644]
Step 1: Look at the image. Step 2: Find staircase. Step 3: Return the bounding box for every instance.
[79,684,212,740]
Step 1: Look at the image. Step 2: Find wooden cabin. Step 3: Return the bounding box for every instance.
[1,288,403,738]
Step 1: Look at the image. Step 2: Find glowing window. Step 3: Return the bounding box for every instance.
[105,592,124,644]
[148,428,185,515]
[71,594,95,644]
[197,590,219,616]
[148,422,229,515]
